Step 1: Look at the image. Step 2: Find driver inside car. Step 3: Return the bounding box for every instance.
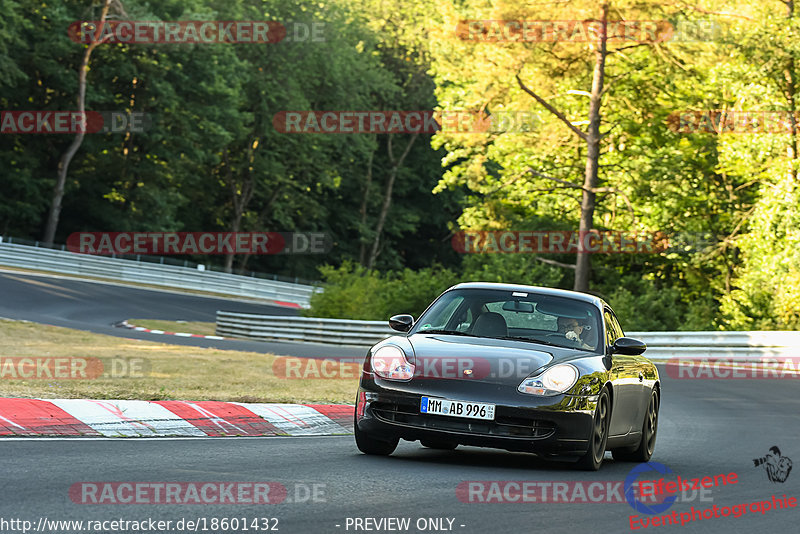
[557,316,595,350]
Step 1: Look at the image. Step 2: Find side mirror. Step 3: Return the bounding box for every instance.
[611,337,647,355]
[389,314,415,333]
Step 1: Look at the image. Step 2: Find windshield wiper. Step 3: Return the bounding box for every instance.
[418,329,479,337]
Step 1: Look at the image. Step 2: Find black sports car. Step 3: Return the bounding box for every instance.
[354,282,660,470]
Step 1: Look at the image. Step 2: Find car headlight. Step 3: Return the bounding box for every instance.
[518,364,579,396]
[371,345,415,381]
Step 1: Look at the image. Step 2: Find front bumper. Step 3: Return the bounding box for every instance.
[356,380,598,458]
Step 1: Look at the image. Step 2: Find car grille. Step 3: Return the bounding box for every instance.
[371,401,555,439]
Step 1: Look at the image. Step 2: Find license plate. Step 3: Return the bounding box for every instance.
[420,397,495,420]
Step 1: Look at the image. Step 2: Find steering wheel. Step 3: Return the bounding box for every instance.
[543,332,584,347]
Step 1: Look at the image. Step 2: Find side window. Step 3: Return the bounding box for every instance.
[417,295,464,332]
[429,296,462,330]
[454,307,473,332]
[604,310,621,347]
[449,300,480,332]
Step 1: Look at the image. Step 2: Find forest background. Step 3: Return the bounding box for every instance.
[1,0,798,331]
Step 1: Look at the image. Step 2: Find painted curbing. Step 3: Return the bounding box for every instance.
[0,398,354,437]
[117,320,227,340]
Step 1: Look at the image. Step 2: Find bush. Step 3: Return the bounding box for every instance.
[307,254,572,321]
[303,263,385,320]
[305,262,458,320]
[602,275,688,331]
[308,260,694,331]
[460,254,564,287]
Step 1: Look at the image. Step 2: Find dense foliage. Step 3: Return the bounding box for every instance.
[2,0,799,330]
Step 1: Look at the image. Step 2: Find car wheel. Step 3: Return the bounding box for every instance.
[354,421,399,456]
[612,388,659,462]
[576,387,610,471]
[420,440,457,450]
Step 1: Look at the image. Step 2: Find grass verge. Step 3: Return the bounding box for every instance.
[0,319,356,404]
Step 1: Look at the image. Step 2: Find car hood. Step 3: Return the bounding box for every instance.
[407,333,563,386]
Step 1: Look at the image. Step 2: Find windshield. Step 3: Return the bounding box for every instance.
[413,288,602,352]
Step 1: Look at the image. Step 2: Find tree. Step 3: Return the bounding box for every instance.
[43,0,115,245]
[514,3,609,292]
[715,0,800,328]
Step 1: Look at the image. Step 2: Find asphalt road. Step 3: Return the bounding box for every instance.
[1,269,798,533]
[2,373,799,534]
[0,270,364,359]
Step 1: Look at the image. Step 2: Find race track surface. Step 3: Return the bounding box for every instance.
[2,371,799,534]
[0,270,363,359]
[2,270,799,533]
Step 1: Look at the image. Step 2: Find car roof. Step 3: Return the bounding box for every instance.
[445,282,608,309]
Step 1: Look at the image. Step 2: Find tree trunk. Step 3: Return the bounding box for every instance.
[366,133,418,269]
[222,148,255,273]
[574,4,609,293]
[784,1,798,180]
[223,211,243,273]
[235,186,282,273]
[43,0,112,245]
[358,147,375,266]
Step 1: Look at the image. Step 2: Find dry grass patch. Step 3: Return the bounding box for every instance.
[0,319,356,403]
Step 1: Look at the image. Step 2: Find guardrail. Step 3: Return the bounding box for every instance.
[0,239,319,307]
[216,312,391,347]
[215,312,800,359]
[626,331,800,361]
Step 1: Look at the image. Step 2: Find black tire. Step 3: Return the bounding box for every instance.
[576,388,611,471]
[612,388,659,462]
[354,422,399,456]
[420,440,457,450]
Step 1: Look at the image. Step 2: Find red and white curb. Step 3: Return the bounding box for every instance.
[0,398,353,437]
[118,320,227,340]
[270,300,303,309]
